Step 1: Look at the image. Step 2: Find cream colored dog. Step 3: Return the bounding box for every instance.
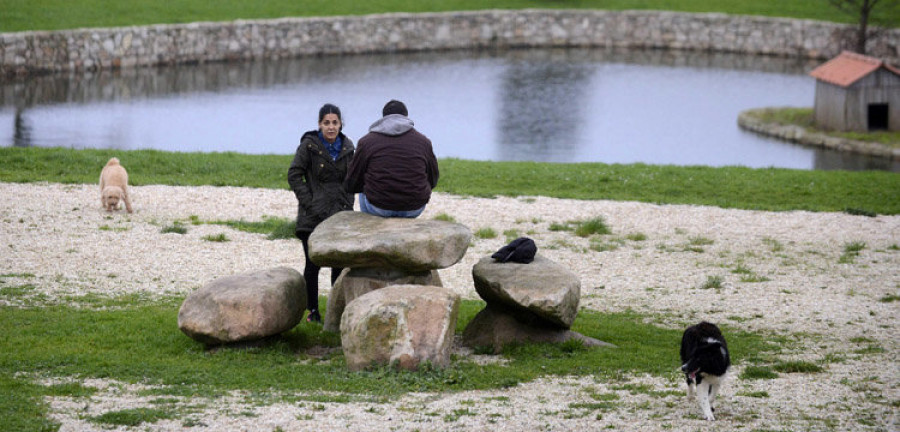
[99,157,133,213]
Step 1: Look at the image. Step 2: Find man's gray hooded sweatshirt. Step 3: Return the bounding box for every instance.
[343,114,439,211]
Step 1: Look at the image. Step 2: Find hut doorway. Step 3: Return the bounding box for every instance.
[868,103,889,130]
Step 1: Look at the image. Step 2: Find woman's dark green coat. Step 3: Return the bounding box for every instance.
[287,130,355,235]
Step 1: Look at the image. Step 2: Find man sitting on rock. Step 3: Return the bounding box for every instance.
[344,99,439,218]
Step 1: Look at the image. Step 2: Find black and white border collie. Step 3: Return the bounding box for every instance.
[680,321,730,421]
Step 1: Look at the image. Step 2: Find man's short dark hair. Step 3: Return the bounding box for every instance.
[382,100,408,117]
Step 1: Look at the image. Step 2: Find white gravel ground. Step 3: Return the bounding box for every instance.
[1,182,898,431]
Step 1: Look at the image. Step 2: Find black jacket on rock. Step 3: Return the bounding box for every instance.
[343,114,439,211]
[288,130,355,235]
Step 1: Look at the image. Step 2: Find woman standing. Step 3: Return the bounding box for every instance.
[287,103,355,323]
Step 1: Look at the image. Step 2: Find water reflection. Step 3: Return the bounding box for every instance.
[1,48,896,171]
[497,49,594,161]
[13,108,32,147]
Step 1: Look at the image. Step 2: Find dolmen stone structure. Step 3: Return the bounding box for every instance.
[178,266,305,345]
[463,255,614,353]
[309,211,472,370]
[309,211,471,333]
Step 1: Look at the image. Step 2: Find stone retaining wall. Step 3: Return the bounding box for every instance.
[2,10,899,77]
[738,109,900,160]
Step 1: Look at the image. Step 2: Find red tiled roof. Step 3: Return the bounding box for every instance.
[809,50,900,87]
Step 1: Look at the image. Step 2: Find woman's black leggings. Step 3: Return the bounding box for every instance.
[298,231,343,312]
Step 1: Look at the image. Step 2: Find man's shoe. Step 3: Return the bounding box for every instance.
[307,309,322,323]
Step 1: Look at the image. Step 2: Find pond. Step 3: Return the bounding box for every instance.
[1,47,896,172]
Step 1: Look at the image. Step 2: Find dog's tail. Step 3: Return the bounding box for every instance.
[106,157,120,166]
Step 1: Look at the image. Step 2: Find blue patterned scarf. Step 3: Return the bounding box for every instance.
[318,131,342,161]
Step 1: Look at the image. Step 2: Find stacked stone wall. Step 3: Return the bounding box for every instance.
[2,10,899,76]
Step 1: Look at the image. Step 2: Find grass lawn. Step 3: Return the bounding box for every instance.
[1,1,898,430]
[2,146,893,429]
[0,293,786,431]
[2,147,898,214]
[2,0,897,32]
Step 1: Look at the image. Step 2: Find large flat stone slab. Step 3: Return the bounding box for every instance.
[472,255,580,329]
[309,211,472,272]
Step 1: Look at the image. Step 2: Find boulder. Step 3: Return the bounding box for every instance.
[323,268,441,333]
[341,285,460,371]
[177,267,305,345]
[462,306,615,354]
[308,211,472,272]
[472,255,580,329]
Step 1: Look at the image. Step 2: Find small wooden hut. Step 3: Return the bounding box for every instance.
[809,51,900,132]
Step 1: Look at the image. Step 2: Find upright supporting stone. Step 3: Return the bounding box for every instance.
[462,305,614,354]
[323,268,440,333]
[341,285,460,371]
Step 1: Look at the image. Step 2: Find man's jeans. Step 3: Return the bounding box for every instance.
[358,193,425,218]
